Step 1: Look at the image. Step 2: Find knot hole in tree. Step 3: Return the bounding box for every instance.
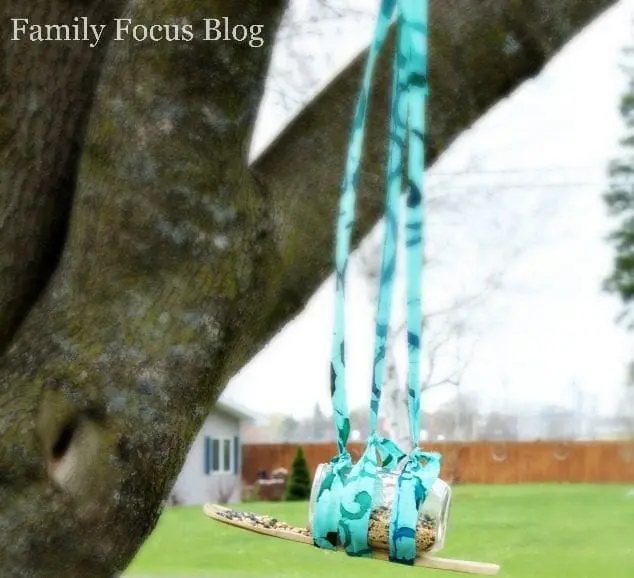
[36,383,123,517]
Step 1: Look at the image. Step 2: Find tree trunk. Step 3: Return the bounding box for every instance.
[383,338,414,452]
[0,0,128,353]
[0,0,616,576]
[0,1,285,576]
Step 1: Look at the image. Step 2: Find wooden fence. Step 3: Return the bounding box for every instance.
[242,441,634,484]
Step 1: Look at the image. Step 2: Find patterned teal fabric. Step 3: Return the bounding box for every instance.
[311,451,352,549]
[368,3,407,438]
[312,2,395,549]
[328,0,396,459]
[312,0,443,566]
[385,1,442,564]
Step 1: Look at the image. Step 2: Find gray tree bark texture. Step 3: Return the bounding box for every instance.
[0,0,616,575]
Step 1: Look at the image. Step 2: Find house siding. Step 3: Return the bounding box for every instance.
[170,409,242,505]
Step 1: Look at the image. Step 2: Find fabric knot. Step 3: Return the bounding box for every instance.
[374,435,407,471]
[387,449,442,564]
[406,449,441,490]
[331,449,353,472]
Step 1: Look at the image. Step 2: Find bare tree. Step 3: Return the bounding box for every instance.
[353,181,513,451]
[618,374,634,493]
[215,477,238,505]
[617,372,634,439]
[0,0,616,575]
[266,0,375,108]
[250,0,376,160]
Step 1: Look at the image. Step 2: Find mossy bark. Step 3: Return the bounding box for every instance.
[1,1,285,576]
[0,0,128,353]
[0,0,616,576]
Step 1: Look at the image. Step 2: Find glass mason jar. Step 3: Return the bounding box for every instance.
[308,462,452,555]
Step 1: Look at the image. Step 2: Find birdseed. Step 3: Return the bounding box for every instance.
[216,507,436,554]
[368,506,436,553]
[215,509,311,536]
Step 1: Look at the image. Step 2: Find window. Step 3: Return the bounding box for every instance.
[212,439,220,472]
[204,436,233,475]
[223,439,232,473]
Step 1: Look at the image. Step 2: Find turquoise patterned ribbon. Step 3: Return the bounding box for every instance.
[328,0,396,460]
[311,450,352,549]
[387,0,442,565]
[313,0,442,565]
[312,1,396,549]
[337,0,409,559]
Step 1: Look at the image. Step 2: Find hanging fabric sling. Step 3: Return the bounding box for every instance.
[310,0,447,564]
[203,1,500,574]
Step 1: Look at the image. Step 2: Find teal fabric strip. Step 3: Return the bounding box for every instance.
[338,434,406,556]
[401,0,427,449]
[339,4,407,556]
[312,453,352,549]
[389,449,442,564]
[313,0,397,550]
[367,5,409,437]
[328,0,396,457]
[387,0,443,565]
[339,0,417,558]
[338,436,381,557]
[315,0,444,564]
[337,2,412,556]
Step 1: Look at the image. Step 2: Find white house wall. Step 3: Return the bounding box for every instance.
[170,410,242,505]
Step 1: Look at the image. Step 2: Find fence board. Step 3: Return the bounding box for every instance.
[242,441,634,485]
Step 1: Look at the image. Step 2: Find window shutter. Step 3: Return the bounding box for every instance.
[212,439,220,471]
[204,436,212,475]
[233,435,240,475]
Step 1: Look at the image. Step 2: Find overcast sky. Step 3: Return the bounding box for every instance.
[221,0,634,420]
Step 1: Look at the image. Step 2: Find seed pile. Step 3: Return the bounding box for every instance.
[216,509,311,536]
[368,506,436,553]
[216,507,436,555]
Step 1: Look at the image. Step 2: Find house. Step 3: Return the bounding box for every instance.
[168,397,255,505]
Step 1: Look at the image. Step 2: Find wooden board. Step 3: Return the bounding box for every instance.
[203,503,500,576]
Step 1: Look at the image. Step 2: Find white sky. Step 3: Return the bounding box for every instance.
[222,0,634,420]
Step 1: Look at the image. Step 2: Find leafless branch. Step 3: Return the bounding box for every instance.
[214,478,238,505]
[264,1,375,110]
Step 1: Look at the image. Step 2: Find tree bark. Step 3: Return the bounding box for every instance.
[0,0,128,354]
[0,0,616,576]
[0,1,285,576]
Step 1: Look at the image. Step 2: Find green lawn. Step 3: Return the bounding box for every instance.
[127,484,634,577]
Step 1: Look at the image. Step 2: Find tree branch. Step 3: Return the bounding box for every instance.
[252,0,617,340]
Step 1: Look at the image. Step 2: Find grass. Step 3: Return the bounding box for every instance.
[127,484,634,578]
